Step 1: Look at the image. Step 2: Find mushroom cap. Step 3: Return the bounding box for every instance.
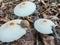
[51,2,57,7]
[58,4,60,6]
[34,19,56,34]
[57,4,60,8]
[0,19,26,42]
[14,1,36,17]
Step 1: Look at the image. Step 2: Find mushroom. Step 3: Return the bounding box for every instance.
[51,2,57,7]
[34,19,56,34]
[14,1,36,17]
[0,19,26,42]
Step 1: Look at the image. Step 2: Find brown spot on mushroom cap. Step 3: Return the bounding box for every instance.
[21,2,26,5]
[20,2,26,8]
[9,22,14,26]
[43,20,47,23]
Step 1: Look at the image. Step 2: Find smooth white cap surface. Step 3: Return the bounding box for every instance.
[14,1,36,17]
[34,19,55,34]
[0,19,26,42]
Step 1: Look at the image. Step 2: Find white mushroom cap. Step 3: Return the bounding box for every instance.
[51,2,57,7]
[34,19,56,34]
[58,4,60,6]
[0,19,26,42]
[14,1,36,17]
